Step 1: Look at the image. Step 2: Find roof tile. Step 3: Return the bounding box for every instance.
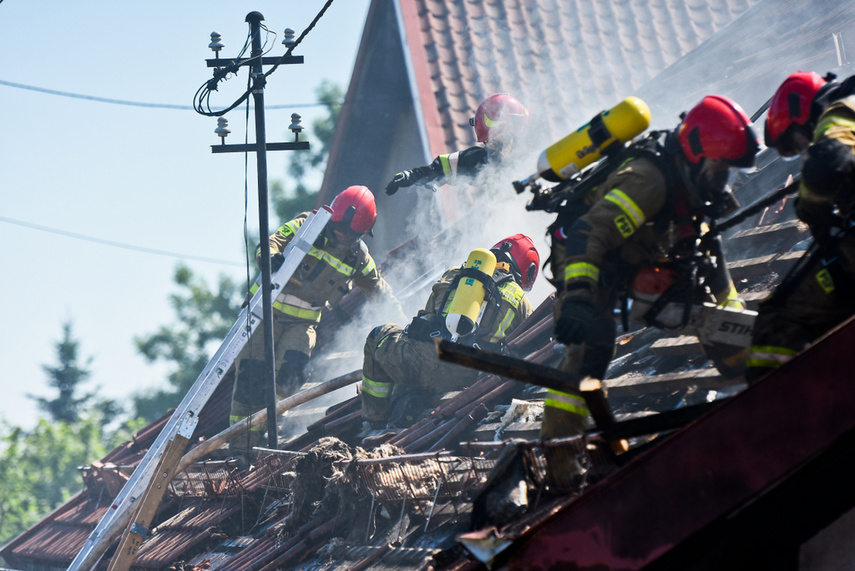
[8,0,797,568]
[407,0,767,151]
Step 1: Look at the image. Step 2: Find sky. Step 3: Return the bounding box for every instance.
[0,0,372,429]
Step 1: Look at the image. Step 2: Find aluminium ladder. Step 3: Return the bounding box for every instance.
[67,207,332,571]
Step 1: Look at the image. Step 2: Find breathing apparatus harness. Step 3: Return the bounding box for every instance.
[537,131,682,294]
[639,172,812,332]
[533,128,744,333]
[405,247,516,351]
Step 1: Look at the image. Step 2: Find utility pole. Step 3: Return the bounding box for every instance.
[207,11,309,450]
[67,13,315,571]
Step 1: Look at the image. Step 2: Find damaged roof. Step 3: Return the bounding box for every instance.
[6,0,855,570]
[316,0,766,254]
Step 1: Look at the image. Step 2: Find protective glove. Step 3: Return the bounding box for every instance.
[802,138,855,196]
[554,296,594,345]
[794,194,842,242]
[271,252,285,272]
[385,171,413,195]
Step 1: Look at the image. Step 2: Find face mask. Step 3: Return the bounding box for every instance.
[775,125,812,158]
[697,164,730,197]
[780,149,807,163]
[691,159,738,218]
[328,223,361,245]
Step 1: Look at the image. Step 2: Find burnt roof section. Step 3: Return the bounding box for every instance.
[8,1,855,569]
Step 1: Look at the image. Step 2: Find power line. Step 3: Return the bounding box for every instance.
[0,215,244,266]
[0,79,324,110]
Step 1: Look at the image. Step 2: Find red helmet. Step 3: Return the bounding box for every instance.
[472,93,530,143]
[678,95,759,168]
[491,234,540,290]
[330,185,376,235]
[765,71,826,155]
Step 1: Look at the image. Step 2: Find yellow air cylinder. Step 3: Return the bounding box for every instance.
[445,248,497,341]
[537,97,651,181]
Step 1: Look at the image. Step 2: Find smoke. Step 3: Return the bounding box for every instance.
[281,0,855,436]
[278,125,561,434]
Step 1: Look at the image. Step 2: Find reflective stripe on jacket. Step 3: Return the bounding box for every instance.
[258,212,394,320]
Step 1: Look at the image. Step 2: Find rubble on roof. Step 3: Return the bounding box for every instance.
[1,153,809,570]
[8,0,855,568]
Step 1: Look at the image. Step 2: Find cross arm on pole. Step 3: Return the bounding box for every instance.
[211,141,310,153]
[206,56,304,68]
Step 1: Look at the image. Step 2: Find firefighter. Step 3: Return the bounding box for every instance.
[546,95,760,444]
[746,71,855,382]
[361,234,539,429]
[384,93,529,195]
[229,185,400,453]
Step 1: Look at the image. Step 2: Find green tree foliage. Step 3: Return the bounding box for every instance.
[30,321,122,429]
[0,416,107,546]
[0,320,149,550]
[132,265,243,422]
[30,321,94,424]
[132,82,342,422]
[271,80,343,221]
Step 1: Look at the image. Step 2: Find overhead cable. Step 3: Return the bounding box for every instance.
[0,215,244,266]
[0,79,324,110]
[194,0,335,117]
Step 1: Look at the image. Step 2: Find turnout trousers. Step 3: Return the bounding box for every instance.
[747,231,855,383]
[361,323,477,424]
[228,314,317,452]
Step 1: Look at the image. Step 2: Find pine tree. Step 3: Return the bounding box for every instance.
[31,321,94,424]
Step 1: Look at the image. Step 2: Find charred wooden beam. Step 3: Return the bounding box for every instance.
[434,339,617,433]
[600,401,725,441]
[604,367,743,398]
[435,339,584,395]
[649,334,703,356]
[727,250,804,281]
[729,219,806,243]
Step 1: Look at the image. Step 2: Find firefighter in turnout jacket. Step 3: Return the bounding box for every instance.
[545,96,760,442]
[384,93,529,195]
[361,234,538,429]
[230,185,398,451]
[746,72,855,382]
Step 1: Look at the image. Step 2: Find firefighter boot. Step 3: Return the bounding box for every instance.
[228,358,267,459]
[388,386,428,428]
[276,350,310,398]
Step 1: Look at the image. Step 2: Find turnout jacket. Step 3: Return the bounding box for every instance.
[257,212,395,322]
[409,145,496,187]
[798,94,855,224]
[559,155,736,304]
[414,266,533,348]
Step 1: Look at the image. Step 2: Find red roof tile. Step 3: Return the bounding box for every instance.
[15,1,847,569]
[400,0,763,155]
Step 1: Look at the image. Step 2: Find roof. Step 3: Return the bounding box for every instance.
[1,150,821,568]
[316,0,765,255]
[7,1,855,569]
[404,0,762,157]
[321,0,760,209]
